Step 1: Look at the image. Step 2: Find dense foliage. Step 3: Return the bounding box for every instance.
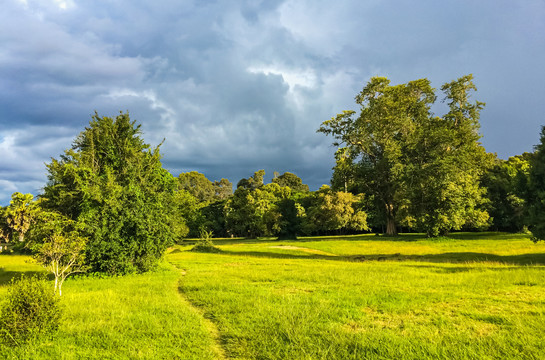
[527,127,545,241]
[481,154,531,232]
[0,275,61,345]
[41,112,182,274]
[319,75,491,236]
[0,193,36,248]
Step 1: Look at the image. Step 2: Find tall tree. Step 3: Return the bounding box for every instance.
[403,75,491,236]
[41,112,182,274]
[213,178,233,200]
[320,75,490,236]
[319,77,436,235]
[237,169,265,190]
[527,126,545,241]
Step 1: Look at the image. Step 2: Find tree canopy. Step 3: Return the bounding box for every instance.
[272,172,309,192]
[319,75,491,236]
[482,154,531,232]
[41,112,182,274]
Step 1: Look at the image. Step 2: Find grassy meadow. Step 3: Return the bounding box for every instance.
[2,233,545,359]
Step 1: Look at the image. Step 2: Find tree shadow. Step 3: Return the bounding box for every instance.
[215,249,545,267]
[197,232,531,246]
[0,270,48,286]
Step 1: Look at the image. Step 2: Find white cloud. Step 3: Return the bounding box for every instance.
[247,65,317,90]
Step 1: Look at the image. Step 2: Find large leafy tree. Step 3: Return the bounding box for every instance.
[213,178,233,200]
[319,77,436,235]
[41,112,182,274]
[320,75,490,236]
[403,75,491,236]
[527,126,545,241]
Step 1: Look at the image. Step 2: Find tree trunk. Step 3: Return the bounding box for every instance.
[385,203,397,236]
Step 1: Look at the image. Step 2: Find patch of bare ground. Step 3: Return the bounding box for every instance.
[269,245,338,256]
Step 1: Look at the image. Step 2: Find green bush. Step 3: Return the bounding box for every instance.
[0,275,61,345]
[191,230,221,253]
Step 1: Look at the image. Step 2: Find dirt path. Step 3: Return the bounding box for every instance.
[177,269,227,360]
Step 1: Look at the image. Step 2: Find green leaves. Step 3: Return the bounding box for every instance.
[320,75,491,236]
[42,112,180,274]
[0,275,62,345]
[527,126,545,241]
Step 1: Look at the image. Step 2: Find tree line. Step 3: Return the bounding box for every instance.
[1,74,544,278]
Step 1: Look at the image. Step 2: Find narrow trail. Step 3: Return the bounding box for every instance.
[176,268,227,360]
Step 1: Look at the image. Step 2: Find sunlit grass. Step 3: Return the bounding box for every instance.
[168,233,545,359]
[2,233,545,359]
[0,261,216,359]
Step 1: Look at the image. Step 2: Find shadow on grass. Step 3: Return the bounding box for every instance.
[183,232,531,246]
[0,270,47,286]
[213,249,545,267]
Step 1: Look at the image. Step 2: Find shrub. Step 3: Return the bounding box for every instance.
[0,275,62,345]
[191,230,221,253]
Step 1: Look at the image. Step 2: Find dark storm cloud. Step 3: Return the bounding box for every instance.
[1,0,544,204]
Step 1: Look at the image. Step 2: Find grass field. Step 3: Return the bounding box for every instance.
[1,232,545,359]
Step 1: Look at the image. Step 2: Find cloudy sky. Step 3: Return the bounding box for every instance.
[1,0,544,205]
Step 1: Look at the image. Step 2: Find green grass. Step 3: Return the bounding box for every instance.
[2,232,545,359]
[0,260,217,359]
[168,233,545,359]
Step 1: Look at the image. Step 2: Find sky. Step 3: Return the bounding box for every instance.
[1,0,544,205]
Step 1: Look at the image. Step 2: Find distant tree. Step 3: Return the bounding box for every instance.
[272,172,309,192]
[200,200,229,238]
[176,173,232,236]
[4,193,36,244]
[482,154,531,232]
[213,178,233,200]
[41,112,182,274]
[302,186,368,235]
[527,126,545,241]
[0,207,11,249]
[276,198,301,240]
[302,185,368,235]
[237,169,265,190]
[173,189,201,238]
[178,171,215,203]
[226,172,291,238]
